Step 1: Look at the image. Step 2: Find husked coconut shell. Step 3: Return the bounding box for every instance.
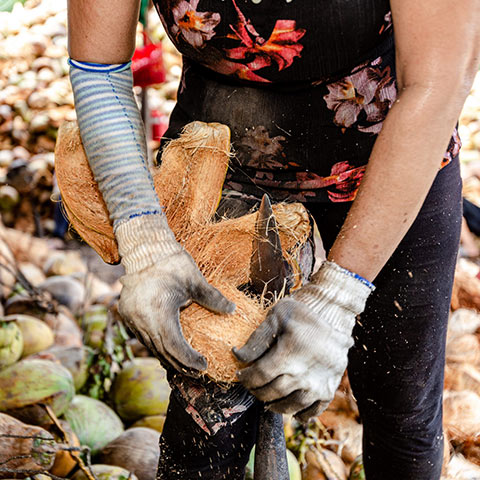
[96,428,160,480]
[55,121,312,382]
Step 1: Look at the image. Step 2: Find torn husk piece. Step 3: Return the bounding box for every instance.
[55,121,311,382]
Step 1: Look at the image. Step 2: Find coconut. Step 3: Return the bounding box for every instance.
[71,466,138,480]
[0,413,57,479]
[446,334,480,365]
[445,454,480,479]
[43,251,87,277]
[49,419,80,478]
[245,447,301,480]
[44,345,88,391]
[0,358,74,425]
[302,448,348,480]
[444,364,480,397]
[63,395,124,456]
[0,320,23,368]
[49,309,83,349]
[131,414,165,433]
[6,314,54,357]
[82,304,108,349]
[18,262,46,287]
[96,427,160,480]
[348,456,365,480]
[448,309,480,339]
[39,276,86,314]
[55,121,311,382]
[110,358,170,422]
[443,390,480,442]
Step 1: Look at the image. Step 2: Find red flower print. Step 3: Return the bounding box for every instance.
[224,0,306,76]
[172,0,220,48]
[324,59,397,134]
[441,127,462,169]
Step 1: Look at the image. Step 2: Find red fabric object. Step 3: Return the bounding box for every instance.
[132,35,166,87]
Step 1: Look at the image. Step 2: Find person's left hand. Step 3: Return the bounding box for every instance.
[233,261,374,422]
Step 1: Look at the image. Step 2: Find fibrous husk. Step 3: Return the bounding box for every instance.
[444,454,480,479]
[444,364,480,397]
[448,309,480,339]
[0,320,23,368]
[62,395,124,456]
[71,465,138,480]
[443,390,480,442]
[0,413,57,479]
[96,427,160,480]
[130,414,165,433]
[446,334,480,365]
[6,314,54,357]
[110,358,170,422]
[55,121,311,382]
[451,265,480,312]
[0,358,74,425]
[302,448,348,480]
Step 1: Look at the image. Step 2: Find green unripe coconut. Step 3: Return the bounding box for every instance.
[349,455,365,480]
[0,359,75,425]
[63,395,124,456]
[71,464,138,480]
[131,414,166,433]
[82,305,108,349]
[0,320,23,368]
[5,314,54,357]
[245,447,301,480]
[111,358,170,422]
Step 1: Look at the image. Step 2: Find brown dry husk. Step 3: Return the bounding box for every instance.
[55,121,311,382]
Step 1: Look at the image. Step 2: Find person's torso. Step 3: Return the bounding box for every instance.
[153,0,459,203]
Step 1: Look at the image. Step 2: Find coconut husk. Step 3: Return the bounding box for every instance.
[302,448,348,480]
[444,364,480,397]
[7,314,54,357]
[49,420,80,478]
[55,121,312,382]
[443,390,480,442]
[71,465,138,480]
[0,413,57,479]
[451,266,480,312]
[448,309,480,339]
[96,428,160,480]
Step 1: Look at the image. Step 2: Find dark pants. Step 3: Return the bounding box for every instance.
[158,160,462,480]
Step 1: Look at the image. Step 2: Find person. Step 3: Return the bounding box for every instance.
[67,0,480,478]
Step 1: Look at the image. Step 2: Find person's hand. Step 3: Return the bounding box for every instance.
[233,261,374,422]
[116,214,235,374]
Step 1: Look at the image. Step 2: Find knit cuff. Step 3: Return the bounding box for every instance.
[116,214,183,273]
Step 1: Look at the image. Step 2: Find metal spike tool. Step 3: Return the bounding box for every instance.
[250,194,291,480]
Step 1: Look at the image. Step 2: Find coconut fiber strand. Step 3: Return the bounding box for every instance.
[55,121,311,382]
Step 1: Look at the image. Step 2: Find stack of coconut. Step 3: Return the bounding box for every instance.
[0,221,171,480]
[0,0,181,235]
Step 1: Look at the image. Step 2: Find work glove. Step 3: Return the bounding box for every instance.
[233,260,374,422]
[117,214,236,374]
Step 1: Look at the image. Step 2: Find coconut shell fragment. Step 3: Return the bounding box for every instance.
[55,121,312,382]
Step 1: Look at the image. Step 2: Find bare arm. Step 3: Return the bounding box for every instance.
[328,0,480,281]
[67,0,140,63]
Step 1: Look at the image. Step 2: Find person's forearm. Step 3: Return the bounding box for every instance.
[328,83,467,282]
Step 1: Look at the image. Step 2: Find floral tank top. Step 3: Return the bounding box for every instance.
[153,0,460,203]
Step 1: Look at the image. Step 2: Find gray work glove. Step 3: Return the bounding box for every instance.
[233,260,374,422]
[116,214,235,374]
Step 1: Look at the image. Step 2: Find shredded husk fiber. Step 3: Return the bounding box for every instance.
[55,121,311,381]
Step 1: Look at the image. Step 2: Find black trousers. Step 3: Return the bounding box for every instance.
[158,160,462,480]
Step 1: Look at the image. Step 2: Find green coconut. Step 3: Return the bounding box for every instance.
[97,427,160,480]
[0,320,23,369]
[82,304,108,349]
[5,314,54,357]
[63,395,124,455]
[131,414,166,433]
[349,455,365,480]
[46,345,88,391]
[71,464,138,480]
[110,358,170,422]
[245,447,301,480]
[0,359,75,425]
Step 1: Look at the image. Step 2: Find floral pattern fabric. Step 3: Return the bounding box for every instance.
[155,0,462,205]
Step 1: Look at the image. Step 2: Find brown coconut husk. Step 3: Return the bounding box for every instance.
[443,390,480,442]
[451,265,480,312]
[446,334,480,365]
[444,364,480,397]
[55,121,311,382]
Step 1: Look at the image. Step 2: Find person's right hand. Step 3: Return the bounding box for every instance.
[116,215,235,374]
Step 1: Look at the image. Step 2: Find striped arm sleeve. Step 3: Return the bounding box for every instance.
[69,59,162,230]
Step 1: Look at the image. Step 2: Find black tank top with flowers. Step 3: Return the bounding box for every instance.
[153,0,460,203]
